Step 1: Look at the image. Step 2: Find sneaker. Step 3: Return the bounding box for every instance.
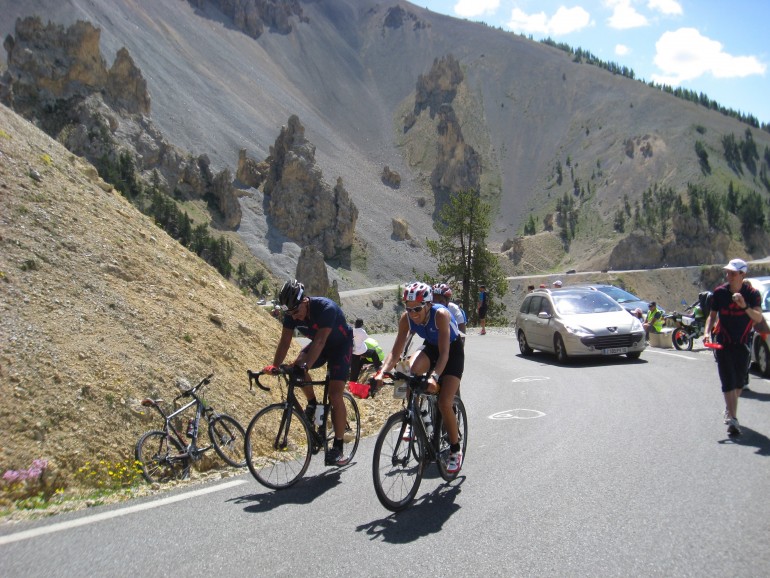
[446,450,463,474]
[727,417,742,436]
[480,330,486,335]
[401,425,414,441]
[325,446,349,466]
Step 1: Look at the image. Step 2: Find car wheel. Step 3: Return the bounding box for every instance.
[626,351,642,360]
[554,335,569,364]
[757,340,770,377]
[518,330,533,356]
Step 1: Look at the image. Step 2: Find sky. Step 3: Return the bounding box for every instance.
[417,0,769,125]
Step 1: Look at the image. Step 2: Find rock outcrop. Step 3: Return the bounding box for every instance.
[381,165,401,188]
[0,17,241,230]
[236,149,268,188]
[296,246,329,298]
[1,18,149,116]
[188,0,308,39]
[263,115,358,258]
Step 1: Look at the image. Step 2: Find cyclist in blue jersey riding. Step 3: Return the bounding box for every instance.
[263,279,353,466]
[374,281,465,474]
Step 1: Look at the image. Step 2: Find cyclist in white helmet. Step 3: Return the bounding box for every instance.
[374,281,465,474]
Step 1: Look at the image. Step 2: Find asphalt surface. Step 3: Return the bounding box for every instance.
[2,332,770,577]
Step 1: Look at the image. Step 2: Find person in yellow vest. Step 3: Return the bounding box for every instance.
[643,301,663,342]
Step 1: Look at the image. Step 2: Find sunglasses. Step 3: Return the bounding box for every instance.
[405,304,426,313]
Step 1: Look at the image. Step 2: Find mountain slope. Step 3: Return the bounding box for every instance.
[2,1,769,280]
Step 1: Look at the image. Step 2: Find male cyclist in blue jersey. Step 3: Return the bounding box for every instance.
[374,281,465,474]
[263,280,353,466]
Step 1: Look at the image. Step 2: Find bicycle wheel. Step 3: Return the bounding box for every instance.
[135,430,190,483]
[245,404,311,489]
[208,414,247,468]
[325,392,361,463]
[372,412,424,512]
[436,395,468,482]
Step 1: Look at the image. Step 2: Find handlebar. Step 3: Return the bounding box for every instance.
[176,372,213,400]
[247,364,305,392]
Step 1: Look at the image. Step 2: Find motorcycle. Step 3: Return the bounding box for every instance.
[664,293,711,351]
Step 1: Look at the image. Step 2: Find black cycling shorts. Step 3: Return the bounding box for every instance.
[420,339,464,380]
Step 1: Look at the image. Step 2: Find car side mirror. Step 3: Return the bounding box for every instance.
[538,311,552,319]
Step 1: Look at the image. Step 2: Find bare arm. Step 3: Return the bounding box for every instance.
[295,326,332,369]
[378,313,411,375]
[272,326,295,366]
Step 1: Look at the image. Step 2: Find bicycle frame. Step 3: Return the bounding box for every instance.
[248,367,331,453]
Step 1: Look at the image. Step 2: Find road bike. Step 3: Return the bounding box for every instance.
[372,371,467,512]
[245,365,361,489]
[135,373,247,483]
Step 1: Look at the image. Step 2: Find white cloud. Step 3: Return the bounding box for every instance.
[454,0,499,18]
[605,0,648,29]
[615,44,630,56]
[647,0,683,16]
[651,27,767,85]
[506,6,591,36]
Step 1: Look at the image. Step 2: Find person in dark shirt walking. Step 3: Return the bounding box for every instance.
[703,259,761,436]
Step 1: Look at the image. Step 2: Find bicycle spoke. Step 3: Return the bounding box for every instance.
[246,405,311,489]
[372,413,423,511]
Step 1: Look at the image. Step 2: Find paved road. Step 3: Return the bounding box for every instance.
[2,334,770,576]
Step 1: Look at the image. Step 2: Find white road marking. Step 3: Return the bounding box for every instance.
[644,349,699,360]
[512,376,550,382]
[0,479,247,546]
[490,409,546,420]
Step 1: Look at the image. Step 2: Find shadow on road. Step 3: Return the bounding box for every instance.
[717,426,770,456]
[355,478,464,543]
[516,351,649,368]
[229,466,348,513]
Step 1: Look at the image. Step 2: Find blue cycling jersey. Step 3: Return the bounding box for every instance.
[407,303,460,344]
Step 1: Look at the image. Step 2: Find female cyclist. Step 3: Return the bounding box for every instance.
[374,281,465,473]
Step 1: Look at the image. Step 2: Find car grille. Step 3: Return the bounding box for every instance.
[580,334,641,348]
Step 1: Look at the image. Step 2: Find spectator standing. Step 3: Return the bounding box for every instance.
[477,284,488,335]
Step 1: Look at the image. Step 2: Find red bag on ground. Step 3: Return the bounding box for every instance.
[348,381,370,399]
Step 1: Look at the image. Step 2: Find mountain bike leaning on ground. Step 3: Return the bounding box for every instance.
[135,373,247,483]
[245,365,361,489]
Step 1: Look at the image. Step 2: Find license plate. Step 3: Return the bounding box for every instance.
[602,347,628,355]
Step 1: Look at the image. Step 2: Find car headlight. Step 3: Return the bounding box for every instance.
[563,324,593,337]
[631,318,643,331]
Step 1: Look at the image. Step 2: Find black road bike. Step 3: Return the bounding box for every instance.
[245,365,361,489]
[135,373,247,483]
[372,371,468,512]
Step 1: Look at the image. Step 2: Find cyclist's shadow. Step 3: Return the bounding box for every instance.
[229,468,347,513]
[355,478,465,544]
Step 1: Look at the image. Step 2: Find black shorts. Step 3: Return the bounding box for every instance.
[420,339,464,380]
[301,334,353,382]
[715,344,750,393]
[478,306,488,320]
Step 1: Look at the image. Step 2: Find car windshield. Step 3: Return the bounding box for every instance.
[595,286,639,304]
[553,292,624,315]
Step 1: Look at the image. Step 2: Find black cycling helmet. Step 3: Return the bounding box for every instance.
[278,279,305,310]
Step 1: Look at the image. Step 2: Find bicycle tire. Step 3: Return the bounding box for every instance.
[135,430,190,483]
[245,404,311,489]
[324,391,361,464]
[436,395,468,482]
[208,414,247,468]
[372,411,424,512]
